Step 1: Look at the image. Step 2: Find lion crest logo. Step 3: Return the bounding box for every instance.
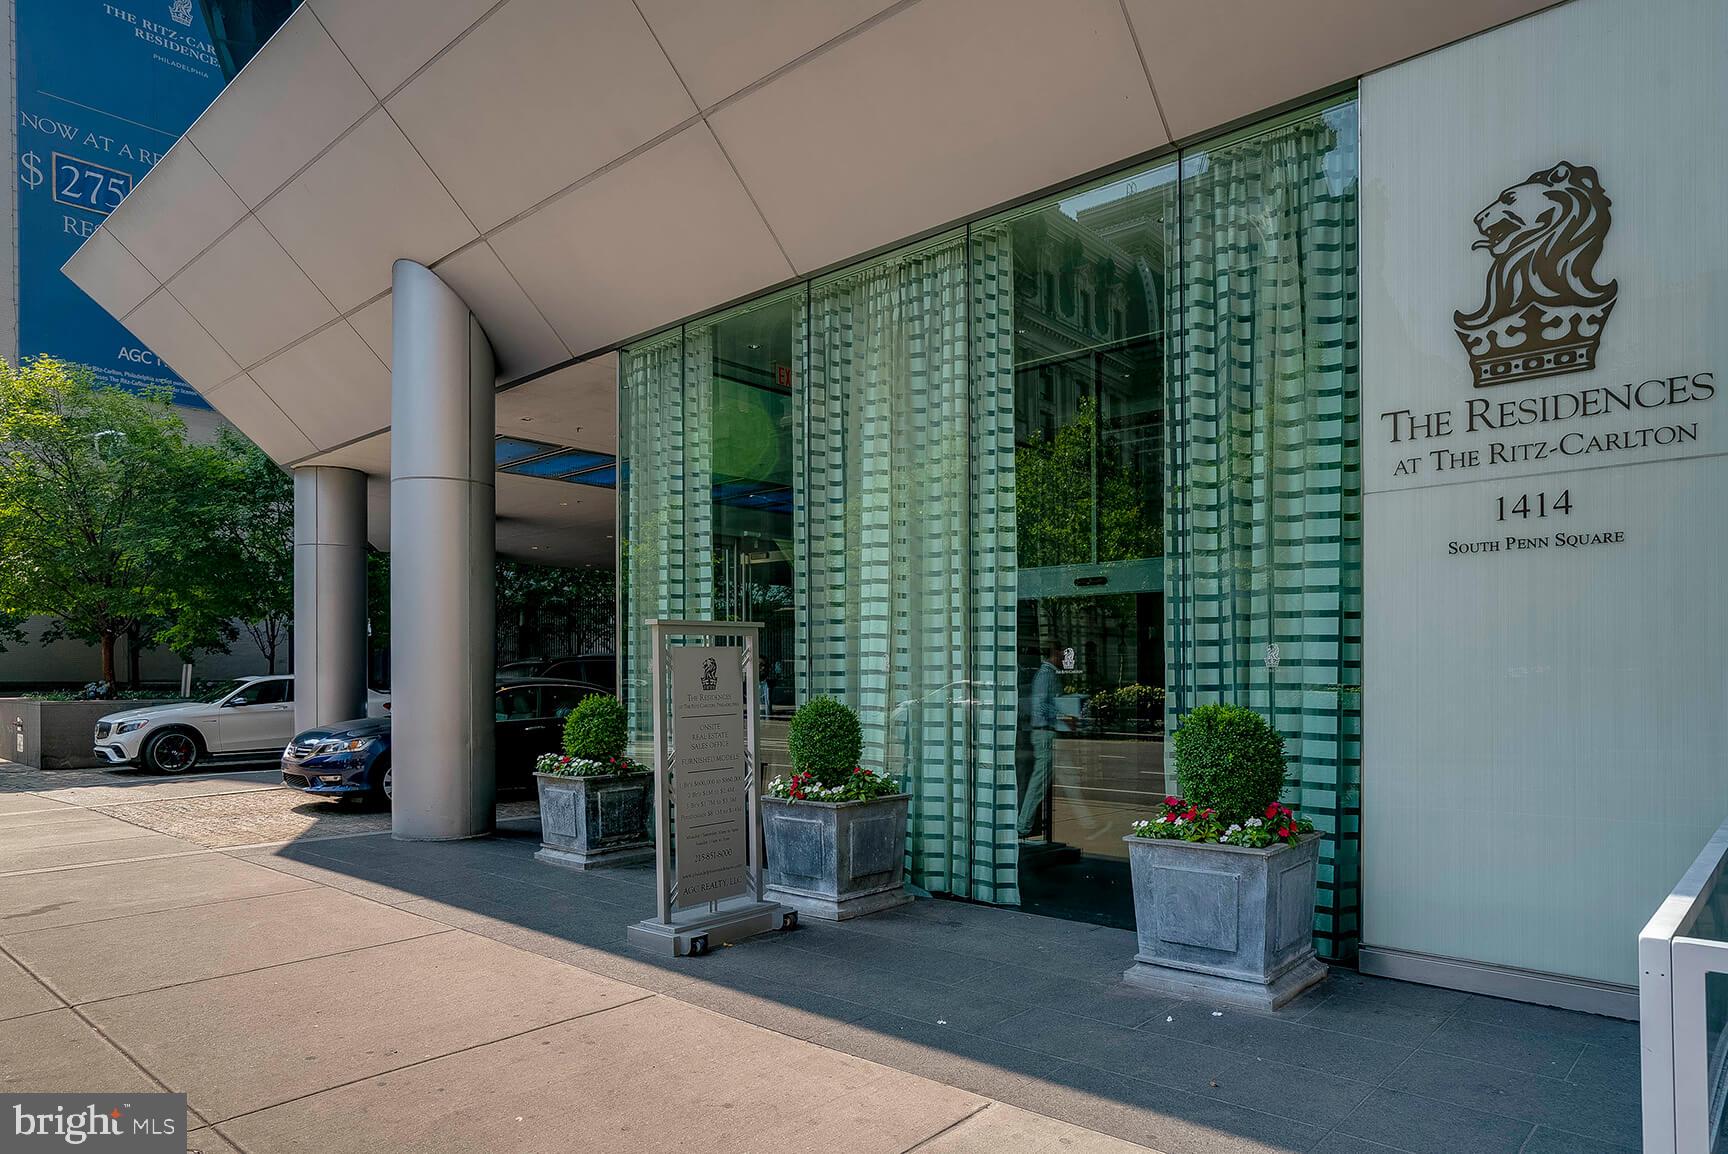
[1453,161,1618,388]
[700,656,718,692]
[169,0,195,27]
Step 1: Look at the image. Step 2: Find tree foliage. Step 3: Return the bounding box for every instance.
[495,559,614,659]
[0,359,291,682]
[1014,396,1159,570]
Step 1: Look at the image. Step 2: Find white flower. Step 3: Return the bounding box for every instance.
[1226,824,1242,834]
[1246,817,1263,828]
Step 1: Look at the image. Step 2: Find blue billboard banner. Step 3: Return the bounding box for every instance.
[15,1,269,407]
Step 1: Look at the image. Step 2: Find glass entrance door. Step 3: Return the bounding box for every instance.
[987,157,1177,928]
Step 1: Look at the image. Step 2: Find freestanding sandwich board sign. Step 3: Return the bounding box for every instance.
[626,620,793,957]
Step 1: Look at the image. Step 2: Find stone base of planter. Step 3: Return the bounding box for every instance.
[1123,949,1328,1011]
[534,843,654,871]
[1123,831,1327,1012]
[762,793,912,921]
[534,772,652,871]
[766,878,912,922]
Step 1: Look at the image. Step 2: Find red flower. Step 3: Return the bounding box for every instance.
[1183,807,1198,821]
[1265,803,1279,820]
[1165,796,1180,806]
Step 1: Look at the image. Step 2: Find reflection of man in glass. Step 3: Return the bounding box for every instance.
[1019,640,1064,838]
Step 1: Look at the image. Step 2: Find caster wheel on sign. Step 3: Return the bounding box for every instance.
[688,934,710,957]
[782,911,799,932]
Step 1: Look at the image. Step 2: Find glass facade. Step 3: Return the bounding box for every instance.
[620,99,1362,957]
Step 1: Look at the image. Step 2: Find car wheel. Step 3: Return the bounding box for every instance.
[143,729,201,774]
[379,763,393,806]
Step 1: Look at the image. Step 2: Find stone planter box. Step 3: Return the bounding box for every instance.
[762,793,912,921]
[1,698,173,769]
[534,772,653,870]
[1122,831,1326,1010]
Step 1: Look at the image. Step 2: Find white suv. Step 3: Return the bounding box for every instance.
[94,676,389,774]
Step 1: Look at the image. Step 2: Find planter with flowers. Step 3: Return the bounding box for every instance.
[534,694,653,870]
[1123,703,1326,1010]
[761,697,911,921]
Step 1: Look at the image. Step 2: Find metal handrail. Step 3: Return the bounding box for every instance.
[1641,812,1728,1153]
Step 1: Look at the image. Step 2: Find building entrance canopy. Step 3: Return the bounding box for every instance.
[62,0,1554,564]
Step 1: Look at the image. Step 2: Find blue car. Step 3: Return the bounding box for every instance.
[281,678,605,804]
[280,715,394,802]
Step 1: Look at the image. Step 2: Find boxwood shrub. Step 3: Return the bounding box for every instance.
[1172,703,1288,821]
[786,696,862,787]
[563,694,627,760]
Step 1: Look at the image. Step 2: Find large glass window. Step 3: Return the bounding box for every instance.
[1165,103,1362,957]
[619,98,1361,957]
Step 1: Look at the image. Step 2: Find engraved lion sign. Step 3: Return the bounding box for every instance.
[1453,161,1618,388]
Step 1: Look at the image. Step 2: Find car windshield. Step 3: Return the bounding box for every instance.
[192,679,249,704]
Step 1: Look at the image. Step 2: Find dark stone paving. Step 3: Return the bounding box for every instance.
[237,825,1643,1154]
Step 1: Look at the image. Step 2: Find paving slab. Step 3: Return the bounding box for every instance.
[811,1010,1064,1103]
[1,811,158,847]
[0,793,78,816]
[83,927,653,1122]
[919,1102,1165,1153]
[5,886,448,1004]
[0,1007,163,1094]
[220,995,984,1154]
[0,852,315,934]
[185,1127,244,1154]
[0,805,106,830]
[0,946,60,1020]
[0,830,201,874]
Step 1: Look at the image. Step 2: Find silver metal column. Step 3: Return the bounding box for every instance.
[292,466,368,733]
[390,260,496,840]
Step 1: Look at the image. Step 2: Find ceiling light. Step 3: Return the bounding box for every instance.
[748,343,760,350]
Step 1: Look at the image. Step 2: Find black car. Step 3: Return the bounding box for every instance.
[281,678,607,804]
[497,654,617,692]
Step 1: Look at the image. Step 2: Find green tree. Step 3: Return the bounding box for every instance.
[0,359,255,683]
[223,430,293,672]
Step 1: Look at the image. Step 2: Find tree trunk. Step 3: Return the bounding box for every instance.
[100,632,117,685]
[126,625,143,688]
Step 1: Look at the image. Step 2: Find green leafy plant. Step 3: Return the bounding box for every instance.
[1171,703,1289,821]
[562,694,627,760]
[786,696,862,787]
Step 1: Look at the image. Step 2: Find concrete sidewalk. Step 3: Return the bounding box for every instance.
[0,764,1153,1154]
[0,763,1640,1153]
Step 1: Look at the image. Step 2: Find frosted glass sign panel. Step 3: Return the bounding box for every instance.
[1360,0,1728,986]
[671,645,748,906]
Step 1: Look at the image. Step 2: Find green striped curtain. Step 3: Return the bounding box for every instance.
[1165,104,1363,961]
[620,329,715,750]
[798,232,1020,904]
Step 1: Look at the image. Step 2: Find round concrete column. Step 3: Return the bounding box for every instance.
[389,260,496,840]
[292,465,368,733]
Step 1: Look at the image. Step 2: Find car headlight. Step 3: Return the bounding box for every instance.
[314,737,376,756]
[114,719,149,735]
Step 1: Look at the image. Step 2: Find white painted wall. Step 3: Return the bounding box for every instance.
[1360,0,1728,985]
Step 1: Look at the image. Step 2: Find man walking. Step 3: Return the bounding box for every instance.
[1019,640,1065,838]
